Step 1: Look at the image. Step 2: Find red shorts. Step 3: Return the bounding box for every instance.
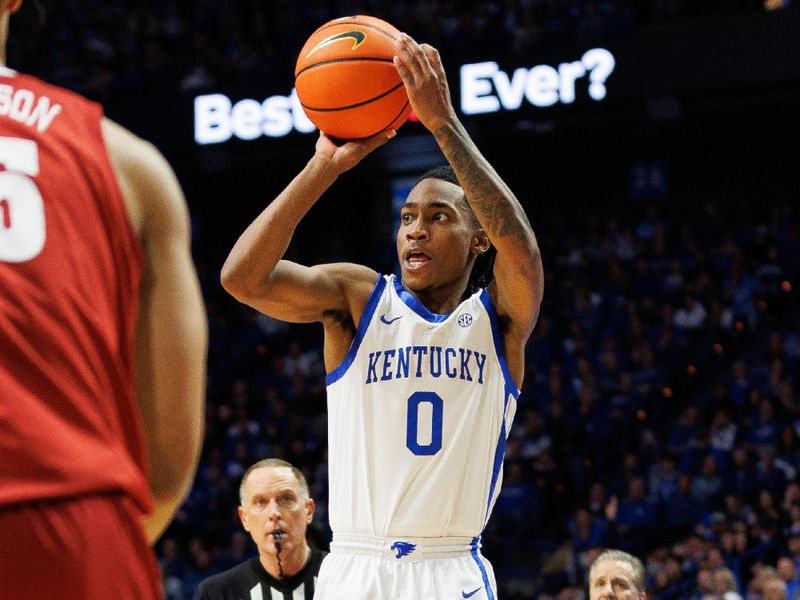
[0,492,161,599]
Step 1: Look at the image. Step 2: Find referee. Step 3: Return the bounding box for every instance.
[194,458,327,600]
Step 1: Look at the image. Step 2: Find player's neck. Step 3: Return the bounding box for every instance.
[260,543,310,580]
[402,278,470,315]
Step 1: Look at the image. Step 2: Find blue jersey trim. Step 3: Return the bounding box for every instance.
[484,390,510,524]
[479,289,521,399]
[470,537,496,600]
[325,274,386,386]
[392,276,452,323]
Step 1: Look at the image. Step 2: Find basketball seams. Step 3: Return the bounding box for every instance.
[299,81,404,112]
[373,99,411,138]
[307,98,410,141]
[295,56,395,79]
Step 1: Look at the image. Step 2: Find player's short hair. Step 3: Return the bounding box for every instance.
[590,549,646,592]
[416,164,460,188]
[414,165,496,298]
[239,458,310,505]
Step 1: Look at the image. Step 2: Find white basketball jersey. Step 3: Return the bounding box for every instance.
[325,274,519,539]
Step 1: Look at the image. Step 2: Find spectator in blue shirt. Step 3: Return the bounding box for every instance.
[691,455,724,505]
[776,557,800,600]
[664,474,705,532]
[615,477,658,554]
[755,449,788,496]
[570,508,610,556]
[649,456,680,505]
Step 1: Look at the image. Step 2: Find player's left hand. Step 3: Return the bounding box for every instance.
[314,130,395,174]
[393,34,457,134]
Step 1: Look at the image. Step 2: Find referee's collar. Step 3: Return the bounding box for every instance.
[252,547,321,592]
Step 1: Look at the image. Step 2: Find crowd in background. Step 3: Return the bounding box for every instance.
[6,2,800,599]
[496,199,800,599]
[9,0,787,102]
[154,194,800,600]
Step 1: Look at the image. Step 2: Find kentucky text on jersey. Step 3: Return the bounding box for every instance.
[364,346,488,385]
[0,84,62,133]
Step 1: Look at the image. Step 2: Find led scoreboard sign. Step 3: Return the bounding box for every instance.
[460,48,615,114]
[194,88,316,145]
[193,48,617,145]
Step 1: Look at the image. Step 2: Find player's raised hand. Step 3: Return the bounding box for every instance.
[393,34,457,134]
[314,129,395,174]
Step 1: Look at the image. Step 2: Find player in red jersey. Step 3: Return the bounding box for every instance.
[0,1,208,598]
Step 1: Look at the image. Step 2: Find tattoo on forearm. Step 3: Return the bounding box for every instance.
[434,125,533,243]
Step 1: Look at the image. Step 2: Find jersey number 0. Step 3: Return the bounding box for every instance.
[0,137,46,263]
[406,392,443,456]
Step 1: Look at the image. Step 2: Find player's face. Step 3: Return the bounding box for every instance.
[589,560,645,600]
[238,466,314,560]
[397,178,482,295]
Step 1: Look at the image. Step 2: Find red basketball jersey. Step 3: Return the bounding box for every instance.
[0,68,151,513]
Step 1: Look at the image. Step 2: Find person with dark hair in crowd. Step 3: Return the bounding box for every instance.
[0,0,207,598]
[193,458,326,600]
[222,31,543,600]
[589,548,647,600]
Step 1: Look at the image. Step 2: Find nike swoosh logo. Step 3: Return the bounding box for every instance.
[462,588,481,599]
[306,30,366,58]
[380,314,402,325]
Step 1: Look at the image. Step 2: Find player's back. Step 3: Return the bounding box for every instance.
[0,68,150,511]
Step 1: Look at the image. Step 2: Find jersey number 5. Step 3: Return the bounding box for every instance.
[406,392,443,456]
[0,137,46,263]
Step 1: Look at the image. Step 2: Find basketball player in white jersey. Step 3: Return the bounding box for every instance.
[222,33,543,599]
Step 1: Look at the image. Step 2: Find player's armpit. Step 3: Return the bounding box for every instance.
[486,244,543,389]
[490,241,544,336]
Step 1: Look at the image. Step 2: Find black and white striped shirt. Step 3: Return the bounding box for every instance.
[193,548,327,600]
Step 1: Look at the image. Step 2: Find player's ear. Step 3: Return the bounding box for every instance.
[472,230,490,255]
[305,498,316,524]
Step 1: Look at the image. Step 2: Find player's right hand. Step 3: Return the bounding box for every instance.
[393,34,457,135]
[314,130,395,174]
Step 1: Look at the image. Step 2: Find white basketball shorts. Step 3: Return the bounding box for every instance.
[313,534,498,600]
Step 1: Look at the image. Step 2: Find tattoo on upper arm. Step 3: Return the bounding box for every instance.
[433,125,532,243]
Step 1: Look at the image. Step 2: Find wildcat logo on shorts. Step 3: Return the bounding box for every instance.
[457,313,473,327]
[390,541,416,559]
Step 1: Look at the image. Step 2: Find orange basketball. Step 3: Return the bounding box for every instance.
[295,15,412,140]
